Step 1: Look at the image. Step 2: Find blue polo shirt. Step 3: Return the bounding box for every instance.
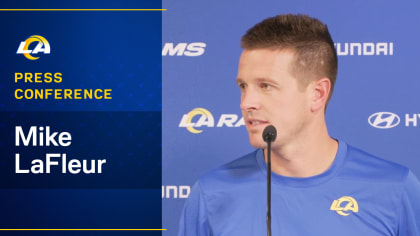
[178,141,420,235]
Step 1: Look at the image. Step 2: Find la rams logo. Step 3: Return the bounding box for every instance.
[330,196,359,216]
[17,35,50,60]
[179,108,214,134]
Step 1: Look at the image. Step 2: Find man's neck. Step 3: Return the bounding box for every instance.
[264,128,338,178]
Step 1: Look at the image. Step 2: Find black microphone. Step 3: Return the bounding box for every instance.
[263,125,277,143]
[262,125,276,236]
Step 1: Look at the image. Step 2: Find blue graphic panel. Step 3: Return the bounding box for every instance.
[0,0,162,235]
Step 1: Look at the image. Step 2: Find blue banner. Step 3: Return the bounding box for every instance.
[0,0,162,235]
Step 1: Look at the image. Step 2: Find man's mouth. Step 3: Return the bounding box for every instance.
[247,119,269,126]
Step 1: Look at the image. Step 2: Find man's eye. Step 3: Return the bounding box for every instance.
[238,83,247,89]
[260,83,271,90]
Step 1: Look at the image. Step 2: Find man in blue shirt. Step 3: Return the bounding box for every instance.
[178,14,420,235]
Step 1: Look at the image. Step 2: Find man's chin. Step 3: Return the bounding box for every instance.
[248,137,267,149]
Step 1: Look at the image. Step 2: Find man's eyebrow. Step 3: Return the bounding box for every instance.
[236,78,244,84]
[255,78,279,85]
[236,77,280,85]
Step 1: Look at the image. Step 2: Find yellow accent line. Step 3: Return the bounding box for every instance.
[0,9,166,11]
[0,229,167,231]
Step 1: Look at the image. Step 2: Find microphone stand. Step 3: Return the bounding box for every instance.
[262,125,276,236]
[266,140,272,236]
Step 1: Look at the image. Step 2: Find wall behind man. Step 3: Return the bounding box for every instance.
[163,0,420,235]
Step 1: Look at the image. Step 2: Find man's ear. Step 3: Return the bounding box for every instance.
[310,78,331,112]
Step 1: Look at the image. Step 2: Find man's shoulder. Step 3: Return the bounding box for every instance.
[197,150,262,191]
[339,142,410,183]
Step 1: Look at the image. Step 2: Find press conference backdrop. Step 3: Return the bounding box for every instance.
[162,0,420,235]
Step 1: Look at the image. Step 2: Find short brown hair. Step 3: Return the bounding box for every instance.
[241,14,337,104]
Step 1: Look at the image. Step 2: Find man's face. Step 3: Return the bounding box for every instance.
[236,49,312,149]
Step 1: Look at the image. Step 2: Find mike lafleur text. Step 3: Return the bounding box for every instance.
[14,126,107,174]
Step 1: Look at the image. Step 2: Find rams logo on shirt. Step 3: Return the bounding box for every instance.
[330,196,359,216]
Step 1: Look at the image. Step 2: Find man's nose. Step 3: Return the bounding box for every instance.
[240,88,261,111]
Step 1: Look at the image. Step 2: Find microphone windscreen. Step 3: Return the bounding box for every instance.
[262,125,277,142]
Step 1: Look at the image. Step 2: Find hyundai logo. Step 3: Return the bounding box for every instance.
[368,112,400,129]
